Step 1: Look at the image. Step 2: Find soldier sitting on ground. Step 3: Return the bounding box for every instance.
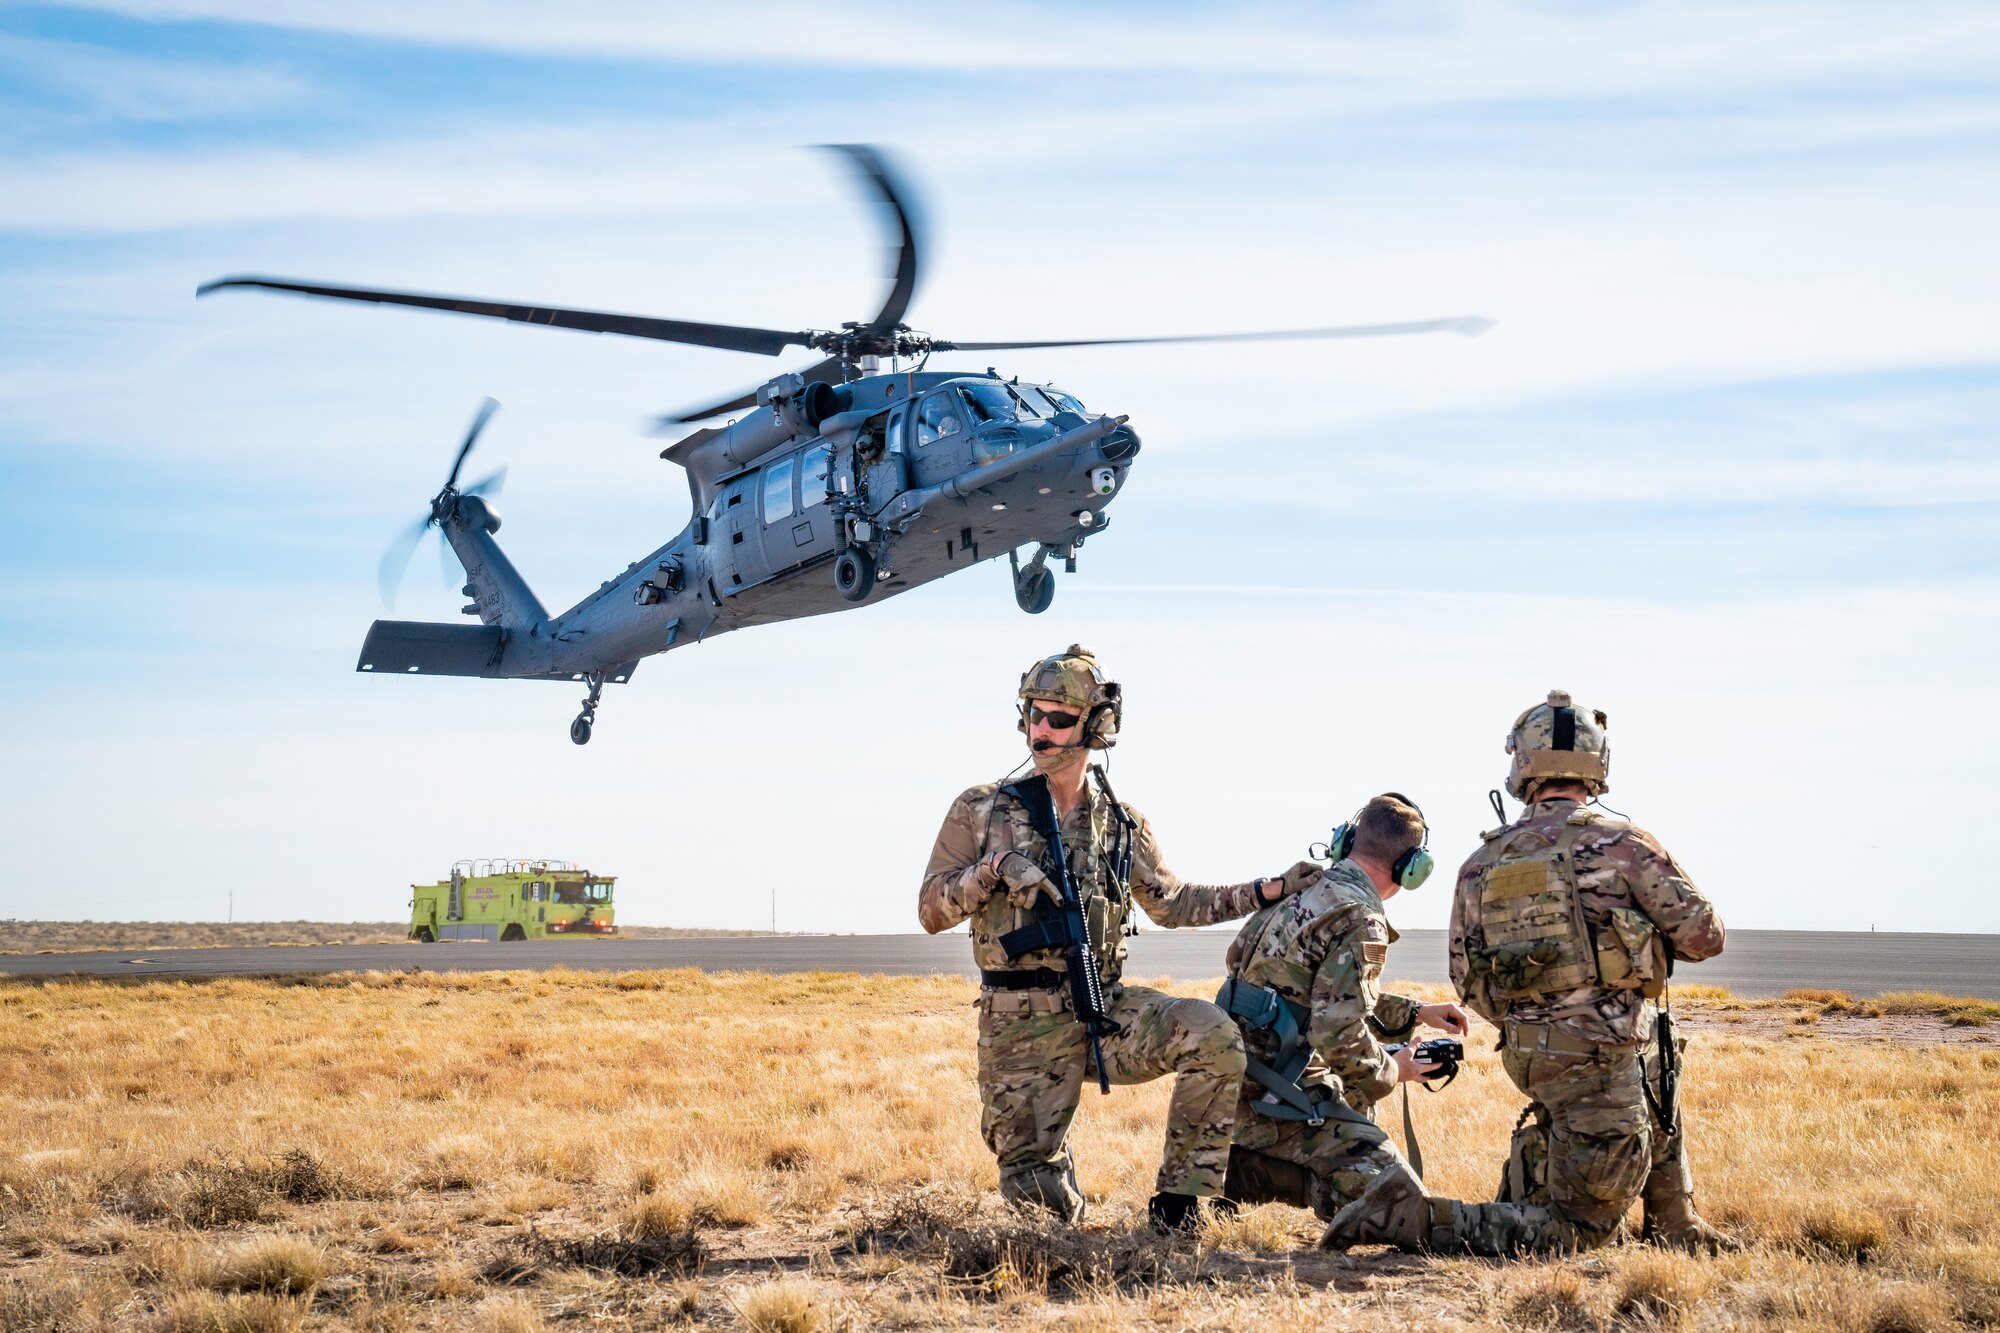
[918,645,1321,1232]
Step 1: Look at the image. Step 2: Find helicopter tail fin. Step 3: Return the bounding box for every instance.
[437,495,551,631]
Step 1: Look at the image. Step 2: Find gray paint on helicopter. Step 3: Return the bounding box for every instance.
[197,145,1486,743]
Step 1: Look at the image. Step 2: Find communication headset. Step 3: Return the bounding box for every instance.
[1320,792,1433,890]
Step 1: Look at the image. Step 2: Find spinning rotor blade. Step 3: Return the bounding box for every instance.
[378,514,432,611]
[463,466,506,499]
[654,354,845,428]
[197,276,811,357]
[444,397,501,492]
[936,315,1494,352]
[824,144,922,336]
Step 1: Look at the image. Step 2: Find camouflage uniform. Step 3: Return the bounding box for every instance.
[1448,797,1726,1251]
[1229,860,1571,1256]
[920,768,1266,1220]
[1222,859,1424,1217]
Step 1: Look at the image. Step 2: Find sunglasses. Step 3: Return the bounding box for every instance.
[1026,704,1084,729]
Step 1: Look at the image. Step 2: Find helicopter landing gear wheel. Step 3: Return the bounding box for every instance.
[834,547,876,602]
[570,672,605,746]
[1015,564,1055,614]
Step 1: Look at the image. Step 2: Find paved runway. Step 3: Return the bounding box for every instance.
[3,929,1995,999]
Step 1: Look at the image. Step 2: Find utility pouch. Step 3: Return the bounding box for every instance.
[1595,906,1667,998]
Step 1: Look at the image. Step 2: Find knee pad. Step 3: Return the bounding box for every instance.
[1497,1104,1551,1206]
[1224,1146,1314,1210]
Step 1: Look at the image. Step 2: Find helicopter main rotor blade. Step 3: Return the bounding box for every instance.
[196,276,812,357]
[378,513,433,611]
[444,397,501,492]
[654,354,846,428]
[935,315,1494,353]
[823,144,922,336]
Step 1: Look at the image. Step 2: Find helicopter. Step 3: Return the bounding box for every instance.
[198,145,1488,744]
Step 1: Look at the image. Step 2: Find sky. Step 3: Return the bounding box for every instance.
[2,2,1997,935]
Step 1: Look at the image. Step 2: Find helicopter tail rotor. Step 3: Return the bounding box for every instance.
[378,398,505,610]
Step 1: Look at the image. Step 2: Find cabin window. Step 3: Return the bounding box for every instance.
[915,391,962,447]
[763,456,795,523]
[1045,389,1086,414]
[800,443,832,508]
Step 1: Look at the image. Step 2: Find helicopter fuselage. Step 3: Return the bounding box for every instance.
[356,368,1139,692]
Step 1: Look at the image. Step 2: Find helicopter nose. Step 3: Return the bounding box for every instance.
[1099,422,1141,462]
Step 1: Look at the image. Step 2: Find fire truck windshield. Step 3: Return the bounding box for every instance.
[552,881,612,905]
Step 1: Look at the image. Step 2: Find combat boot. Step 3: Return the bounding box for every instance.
[1641,1190,1740,1254]
[1317,1162,1443,1252]
[1639,1152,1739,1253]
[1147,1191,1202,1234]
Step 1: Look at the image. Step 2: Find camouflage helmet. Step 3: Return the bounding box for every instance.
[1018,643,1122,749]
[1505,689,1610,800]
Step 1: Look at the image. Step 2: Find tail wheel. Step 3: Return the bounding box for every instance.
[834,547,877,602]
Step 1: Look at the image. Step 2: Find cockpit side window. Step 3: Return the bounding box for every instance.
[1014,386,1059,417]
[915,391,963,447]
[1043,388,1086,414]
[960,382,1022,424]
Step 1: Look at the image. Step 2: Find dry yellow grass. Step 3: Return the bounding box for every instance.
[0,967,1994,1331]
[0,921,784,953]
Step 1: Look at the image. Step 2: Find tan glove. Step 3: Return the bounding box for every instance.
[1270,860,1324,899]
[990,850,1060,909]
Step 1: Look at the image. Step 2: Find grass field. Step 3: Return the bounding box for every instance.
[1,969,1996,1332]
[0,922,781,953]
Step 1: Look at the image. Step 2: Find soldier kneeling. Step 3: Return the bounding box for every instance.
[1218,794,1558,1255]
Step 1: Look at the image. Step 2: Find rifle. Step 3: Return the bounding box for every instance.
[997,774,1123,1093]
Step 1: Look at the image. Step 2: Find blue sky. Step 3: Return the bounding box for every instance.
[2,2,1997,934]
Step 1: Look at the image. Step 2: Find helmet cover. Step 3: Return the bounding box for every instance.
[1018,644,1121,750]
[1505,689,1610,800]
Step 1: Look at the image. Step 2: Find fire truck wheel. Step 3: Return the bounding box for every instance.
[500,925,527,942]
[415,928,435,944]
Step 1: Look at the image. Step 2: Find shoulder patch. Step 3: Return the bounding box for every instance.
[1362,941,1388,966]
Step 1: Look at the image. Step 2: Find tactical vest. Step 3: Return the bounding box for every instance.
[975,779,1134,982]
[1464,809,1667,1011]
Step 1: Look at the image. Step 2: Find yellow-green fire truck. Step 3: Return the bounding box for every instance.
[409,859,618,942]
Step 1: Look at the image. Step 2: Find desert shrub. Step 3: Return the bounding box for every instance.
[472,1293,545,1333]
[154,1291,309,1333]
[486,1221,705,1282]
[1785,988,1857,1009]
[1797,1204,1890,1262]
[1613,1250,1716,1319]
[1501,1265,1598,1330]
[733,1278,828,1333]
[204,1236,329,1296]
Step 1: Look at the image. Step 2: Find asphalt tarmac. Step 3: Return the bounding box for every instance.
[3,929,1996,999]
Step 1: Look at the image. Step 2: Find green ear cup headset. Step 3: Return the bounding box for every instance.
[1323,792,1433,890]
